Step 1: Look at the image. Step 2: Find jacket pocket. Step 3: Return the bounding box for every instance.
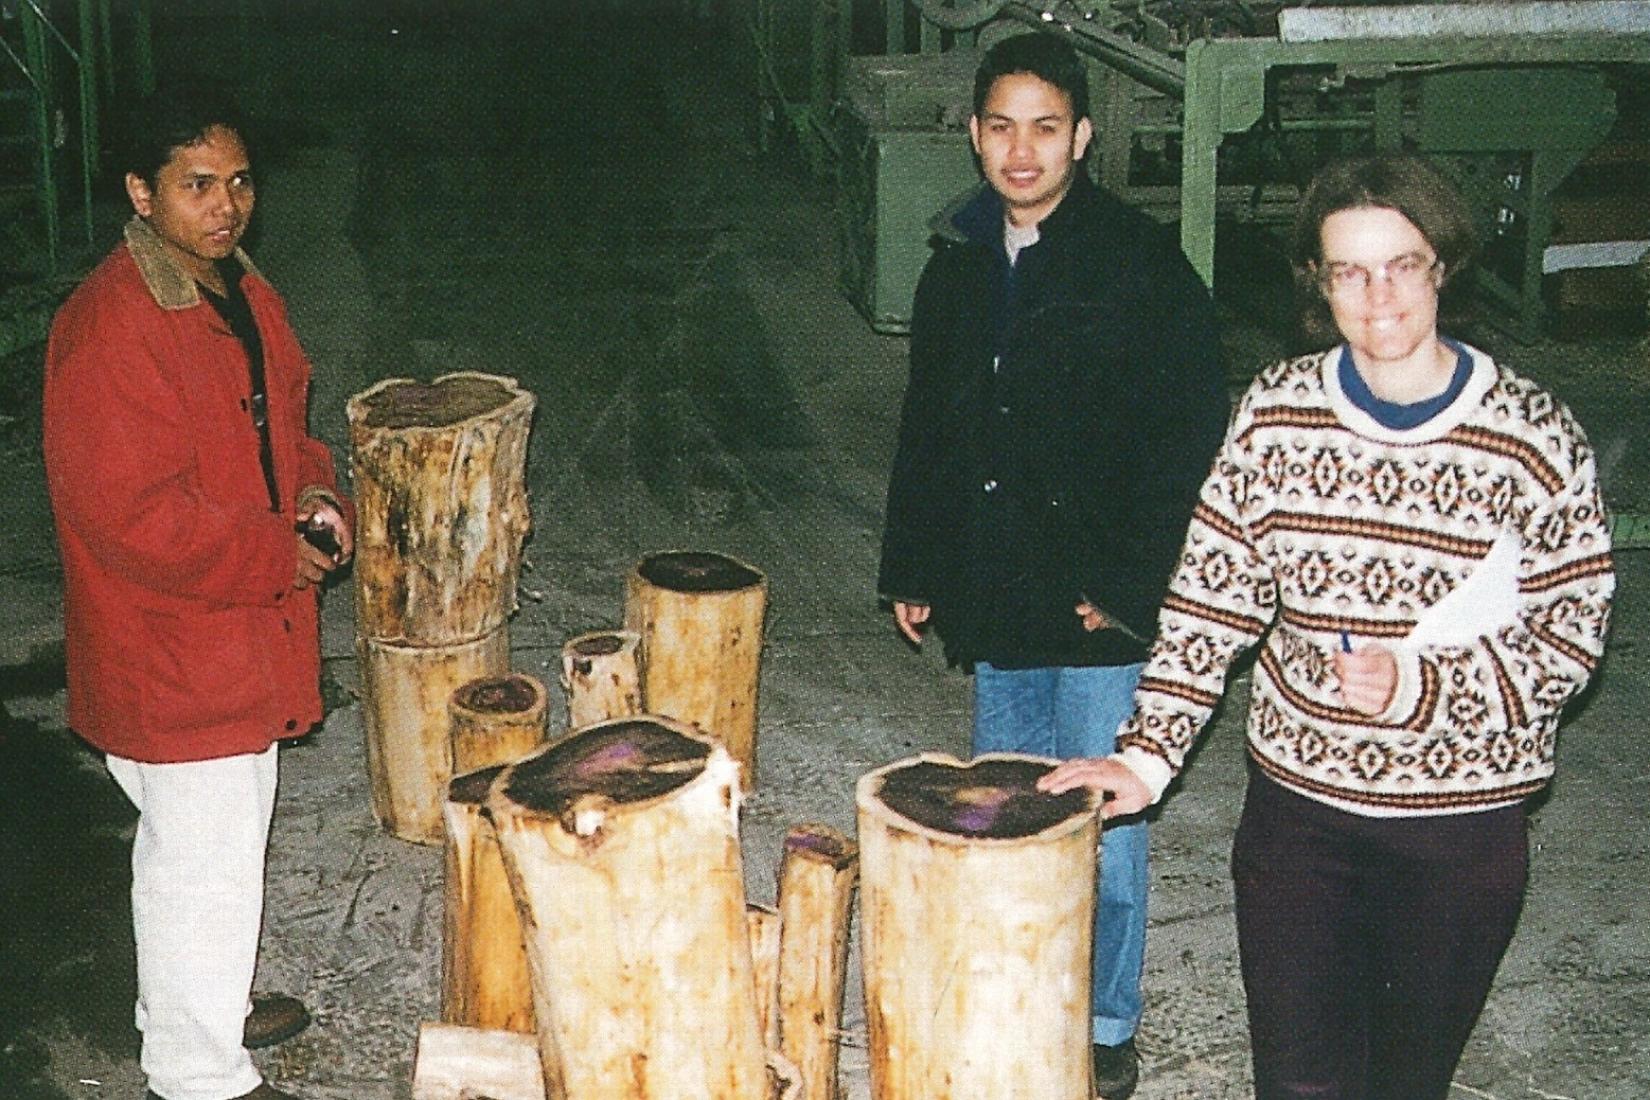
[137,604,271,734]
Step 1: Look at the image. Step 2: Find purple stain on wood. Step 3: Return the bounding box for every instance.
[637,551,762,593]
[499,721,709,818]
[783,824,856,868]
[876,759,1088,840]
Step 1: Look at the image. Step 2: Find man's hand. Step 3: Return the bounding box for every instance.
[1334,643,1398,716]
[893,600,930,645]
[293,500,352,591]
[1075,600,1110,633]
[1037,757,1152,819]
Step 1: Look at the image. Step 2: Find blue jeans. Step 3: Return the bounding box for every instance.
[973,661,1147,1046]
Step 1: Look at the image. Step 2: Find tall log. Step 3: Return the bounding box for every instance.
[487,716,768,1100]
[559,629,642,729]
[360,628,510,845]
[348,371,535,647]
[776,824,859,1100]
[857,753,1100,1100]
[451,672,549,776]
[442,765,536,1035]
[748,903,783,1051]
[623,551,768,789]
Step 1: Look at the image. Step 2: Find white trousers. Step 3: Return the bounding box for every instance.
[107,746,278,1100]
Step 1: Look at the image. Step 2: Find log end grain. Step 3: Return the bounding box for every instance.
[871,758,1089,840]
[447,763,509,808]
[353,375,519,431]
[782,823,857,870]
[568,633,626,658]
[496,719,711,819]
[636,550,764,594]
[454,675,543,716]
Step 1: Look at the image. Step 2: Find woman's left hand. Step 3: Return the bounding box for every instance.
[1335,643,1398,715]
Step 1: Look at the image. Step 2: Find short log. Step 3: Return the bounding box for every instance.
[857,753,1100,1100]
[776,824,859,1100]
[558,629,642,730]
[360,628,510,845]
[748,903,783,1051]
[348,371,536,647]
[442,765,536,1035]
[623,551,768,790]
[411,1022,545,1100]
[487,716,768,1100]
[451,673,549,776]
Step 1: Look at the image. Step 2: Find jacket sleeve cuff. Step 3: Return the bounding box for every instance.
[1116,746,1175,806]
[296,484,342,512]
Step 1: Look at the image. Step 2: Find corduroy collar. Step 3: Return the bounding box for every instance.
[123,216,262,312]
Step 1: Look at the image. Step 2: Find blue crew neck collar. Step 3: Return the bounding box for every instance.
[1337,339,1472,430]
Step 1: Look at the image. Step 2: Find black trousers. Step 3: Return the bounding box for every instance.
[1231,773,1528,1100]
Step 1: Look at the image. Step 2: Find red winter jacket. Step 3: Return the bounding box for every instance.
[44,218,347,763]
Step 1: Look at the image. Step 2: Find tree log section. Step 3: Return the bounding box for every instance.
[623,551,767,790]
[361,628,509,845]
[348,372,535,647]
[857,753,1099,1100]
[776,824,859,1100]
[748,903,783,1051]
[487,716,768,1100]
[559,629,642,730]
[411,1022,546,1100]
[442,765,536,1035]
[451,673,549,776]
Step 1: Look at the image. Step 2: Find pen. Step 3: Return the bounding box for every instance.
[1339,630,1352,653]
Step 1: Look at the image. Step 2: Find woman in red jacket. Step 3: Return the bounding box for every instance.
[43,88,351,1100]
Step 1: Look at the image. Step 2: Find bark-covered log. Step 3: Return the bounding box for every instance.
[776,824,859,1100]
[857,753,1100,1100]
[360,628,509,845]
[559,629,642,730]
[623,551,767,790]
[442,765,536,1035]
[487,716,768,1100]
[348,371,535,647]
[451,673,549,776]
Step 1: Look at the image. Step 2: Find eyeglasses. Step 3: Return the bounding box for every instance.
[1318,252,1440,295]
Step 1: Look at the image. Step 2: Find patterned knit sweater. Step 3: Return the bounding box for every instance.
[1117,343,1615,817]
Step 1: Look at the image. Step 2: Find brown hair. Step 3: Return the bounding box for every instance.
[1290,154,1479,345]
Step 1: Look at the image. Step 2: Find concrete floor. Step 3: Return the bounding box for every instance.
[2,4,1648,1099]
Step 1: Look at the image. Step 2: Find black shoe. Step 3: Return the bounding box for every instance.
[243,993,312,1049]
[1092,1038,1140,1100]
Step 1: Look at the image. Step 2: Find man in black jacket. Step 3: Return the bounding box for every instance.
[877,34,1229,1099]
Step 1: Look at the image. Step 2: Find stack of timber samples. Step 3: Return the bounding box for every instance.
[624,550,768,789]
[347,371,536,844]
[440,673,551,1036]
[857,753,1101,1100]
[415,718,858,1100]
[443,716,802,1099]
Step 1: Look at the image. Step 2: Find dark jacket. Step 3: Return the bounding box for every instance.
[44,218,346,763]
[878,172,1229,668]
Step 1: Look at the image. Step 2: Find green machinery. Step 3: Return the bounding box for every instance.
[831,0,1650,336]
[1,0,153,282]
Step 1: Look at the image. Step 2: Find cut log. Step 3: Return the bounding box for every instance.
[623,551,768,790]
[559,629,642,730]
[857,753,1100,1100]
[748,903,783,1051]
[348,371,536,647]
[361,628,510,845]
[411,1022,545,1100]
[776,824,859,1100]
[442,765,536,1035]
[451,673,549,776]
[487,715,768,1100]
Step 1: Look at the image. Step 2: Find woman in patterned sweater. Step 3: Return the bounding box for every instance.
[1041,155,1615,1099]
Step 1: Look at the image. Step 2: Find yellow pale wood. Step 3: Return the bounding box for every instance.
[776,823,859,1100]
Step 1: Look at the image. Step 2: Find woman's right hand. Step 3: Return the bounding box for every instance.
[1037,757,1152,819]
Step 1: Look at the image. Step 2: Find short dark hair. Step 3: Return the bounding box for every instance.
[117,84,251,185]
[1290,154,1479,343]
[972,33,1089,122]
